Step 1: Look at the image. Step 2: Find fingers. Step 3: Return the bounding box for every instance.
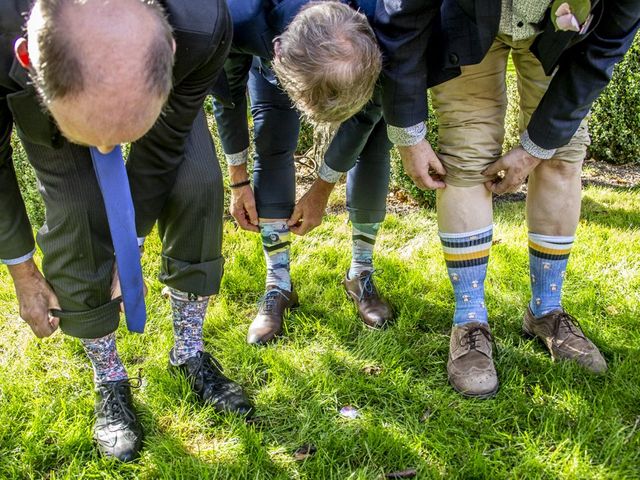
[231,206,259,232]
[481,159,503,177]
[290,219,314,236]
[246,201,259,228]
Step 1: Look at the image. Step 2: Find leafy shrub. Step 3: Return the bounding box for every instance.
[589,33,640,164]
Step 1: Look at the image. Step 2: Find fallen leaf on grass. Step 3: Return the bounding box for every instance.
[492,239,502,245]
[384,468,417,478]
[339,406,361,419]
[293,444,317,461]
[362,365,382,376]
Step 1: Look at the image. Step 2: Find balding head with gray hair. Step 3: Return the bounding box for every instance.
[25,0,175,150]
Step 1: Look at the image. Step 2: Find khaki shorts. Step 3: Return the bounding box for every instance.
[431,34,590,187]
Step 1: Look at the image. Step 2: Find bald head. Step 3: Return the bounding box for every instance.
[25,0,175,150]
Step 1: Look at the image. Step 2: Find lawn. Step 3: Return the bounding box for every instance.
[0,180,638,479]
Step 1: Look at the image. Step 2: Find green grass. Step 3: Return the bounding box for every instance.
[0,184,639,479]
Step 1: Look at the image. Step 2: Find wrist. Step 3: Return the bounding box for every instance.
[229,165,250,184]
[7,258,38,282]
[313,177,335,192]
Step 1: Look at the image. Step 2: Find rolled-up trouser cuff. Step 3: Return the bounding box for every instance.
[348,207,387,224]
[256,204,294,220]
[159,255,225,297]
[55,298,121,339]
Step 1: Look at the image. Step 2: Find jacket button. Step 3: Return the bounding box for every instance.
[448,53,459,65]
[517,21,524,27]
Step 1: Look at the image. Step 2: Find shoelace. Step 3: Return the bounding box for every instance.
[460,326,495,353]
[358,270,380,302]
[190,352,226,388]
[98,376,141,427]
[258,288,290,314]
[554,311,587,341]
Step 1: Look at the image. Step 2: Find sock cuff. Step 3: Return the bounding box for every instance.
[528,232,575,245]
[528,233,574,259]
[168,287,209,303]
[352,222,381,236]
[259,220,289,231]
[438,225,493,240]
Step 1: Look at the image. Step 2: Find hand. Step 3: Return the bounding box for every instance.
[228,165,259,232]
[8,259,60,338]
[398,139,447,190]
[482,146,542,194]
[287,178,335,235]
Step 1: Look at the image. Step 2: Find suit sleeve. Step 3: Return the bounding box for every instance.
[0,94,35,260]
[212,52,253,162]
[374,0,439,128]
[527,1,640,149]
[127,4,232,237]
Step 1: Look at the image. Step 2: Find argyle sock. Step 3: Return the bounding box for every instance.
[81,332,128,384]
[528,233,574,317]
[439,225,493,325]
[260,220,292,292]
[348,222,380,278]
[169,288,208,365]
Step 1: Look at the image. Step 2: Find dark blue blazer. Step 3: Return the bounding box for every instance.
[214,0,384,173]
[375,0,640,150]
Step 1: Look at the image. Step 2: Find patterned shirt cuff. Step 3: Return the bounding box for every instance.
[137,237,146,248]
[520,130,557,160]
[318,161,343,183]
[387,123,426,147]
[225,147,249,166]
[1,248,36,266]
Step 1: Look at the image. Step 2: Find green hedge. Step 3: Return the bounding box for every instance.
[588,33,640,164]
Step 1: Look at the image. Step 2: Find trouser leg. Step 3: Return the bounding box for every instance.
[157,109,225,296]
[20,138,120,338]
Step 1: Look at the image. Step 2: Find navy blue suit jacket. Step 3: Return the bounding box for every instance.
[214,0,383,173]
[375,0,640,150]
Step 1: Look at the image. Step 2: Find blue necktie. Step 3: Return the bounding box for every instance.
[90,146,147,333]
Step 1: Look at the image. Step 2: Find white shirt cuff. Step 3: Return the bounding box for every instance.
[225,147,249,166]
[387,122,426,147]
[520,130,557,160]
[318,161,343,183]
[1,248,36,266]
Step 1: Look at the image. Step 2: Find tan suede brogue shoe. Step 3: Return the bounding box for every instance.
[447,322,499,399]
[523,307,607,374]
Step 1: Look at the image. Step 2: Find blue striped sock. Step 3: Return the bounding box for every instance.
[260,220,292,292]
[439,226,493,325]
[528,233,574,317]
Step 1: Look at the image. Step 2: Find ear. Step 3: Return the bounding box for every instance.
[273,38,282,59]
[14,37,31,69]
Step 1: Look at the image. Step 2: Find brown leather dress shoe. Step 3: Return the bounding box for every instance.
[447,322,499,399]
[247,286,298,345]
[343,270,393,329]
[523,307,607,374]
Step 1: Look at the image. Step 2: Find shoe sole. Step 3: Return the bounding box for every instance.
[448,377,499,399]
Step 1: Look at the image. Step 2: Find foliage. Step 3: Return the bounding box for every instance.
[589,33,640,164]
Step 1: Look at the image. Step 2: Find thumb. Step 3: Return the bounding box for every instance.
[248,204,259,226]
[431,156,447,176]
[287,205,303,226]
[48,291,61,329]
[482,160,503,177]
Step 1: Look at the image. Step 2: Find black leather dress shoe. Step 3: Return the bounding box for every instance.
[169,350,254,417]
[94,379,143,462]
